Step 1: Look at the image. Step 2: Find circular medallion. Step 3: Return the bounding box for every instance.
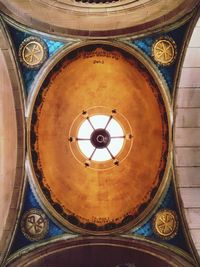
[69,107,133,169]
[29,44,170,234]
[19,37,48,68]
[153,209,178,239]
[21,209,49,241]
[152,37,177,66]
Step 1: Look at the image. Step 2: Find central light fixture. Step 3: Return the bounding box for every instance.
[77,115,125,162]
[68,107,133,169]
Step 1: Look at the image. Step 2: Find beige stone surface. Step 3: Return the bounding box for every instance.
[183,48,200,67]
[175,128,200,146]
[175,17,200,259]
[185,209,200,228]
[0,50,17,241]
[179,68,200,87]
[0,0,198,37]
[179,188,200,207]
[190,230,200,249]
[176,88,200,107]
[176,167,200,187]
[189,27,200,48]
[175,108,200,127]
[175,147,200,166]
[0,22,24,265]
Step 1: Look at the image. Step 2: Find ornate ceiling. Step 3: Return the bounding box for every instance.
[0,1,200,267]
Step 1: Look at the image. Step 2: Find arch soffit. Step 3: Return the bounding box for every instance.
[6,236,196,267]
[0,0,199,38]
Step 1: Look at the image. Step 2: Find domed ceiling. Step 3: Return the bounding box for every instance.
[1,1,200,266]
[29,44,170,234]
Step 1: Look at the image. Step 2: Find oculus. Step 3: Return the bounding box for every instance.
[68,107,133,169]
[29,44,170,234]
[19,36,48,69]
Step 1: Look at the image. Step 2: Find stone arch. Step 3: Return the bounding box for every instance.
[6,236,195,267]
[0,0,199,38]
[0,20,25,265]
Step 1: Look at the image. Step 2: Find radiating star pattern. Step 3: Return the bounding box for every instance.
[19,37,48,68]
[153,209,178,239]
[23,41,44,65]
[152,38,177,66]
[21,209,49,241]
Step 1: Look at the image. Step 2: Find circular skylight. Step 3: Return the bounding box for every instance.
[68,107,133,169]
[77,115,125,162]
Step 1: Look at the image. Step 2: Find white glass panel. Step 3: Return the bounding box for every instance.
[90,115,110,129]
[92,148,111,161]
[106,119,124,137]
[77,115,124,161]
[108,138,124,156]
[78,140,95,158]
[78,120,93,138]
